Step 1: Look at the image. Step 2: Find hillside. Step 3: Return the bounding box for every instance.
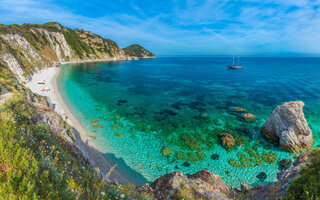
[123,44,156,58]
[0,22,155,82]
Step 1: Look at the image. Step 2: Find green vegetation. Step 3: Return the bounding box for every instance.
[0,80,153,199]
[0,22,128,69]
[284,149,320,200]
[228,146,277,167]
[123,44,155,57]
[262,151,277,164]
[62,28,91,59]
[172,183,205,200]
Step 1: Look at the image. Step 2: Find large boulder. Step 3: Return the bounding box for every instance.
[261,101,313,151]
[150,170,233,200]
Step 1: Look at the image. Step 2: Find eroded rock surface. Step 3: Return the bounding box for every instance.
[150,170,234,200]
[220,133,235,150]
[261,101,313,151]
[241,150,315,200]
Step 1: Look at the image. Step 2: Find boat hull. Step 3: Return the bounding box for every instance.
[228,65,243,69]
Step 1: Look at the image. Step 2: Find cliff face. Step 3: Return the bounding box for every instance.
[0,22,154,82]
[123,44,156,58]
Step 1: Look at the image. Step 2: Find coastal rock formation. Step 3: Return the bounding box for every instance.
[241,150,317,199]
[26,91,79,148]
[123,44,156,58]
[0,23,155,82]
[261,101,313,151]
[150,170,233,200]
[220,133,235,150]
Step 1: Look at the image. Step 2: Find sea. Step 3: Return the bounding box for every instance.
[57,57,320,188]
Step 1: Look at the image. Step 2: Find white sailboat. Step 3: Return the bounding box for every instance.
[228,55,243,69]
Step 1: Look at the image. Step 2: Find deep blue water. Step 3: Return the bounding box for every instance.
[57,57,320,188]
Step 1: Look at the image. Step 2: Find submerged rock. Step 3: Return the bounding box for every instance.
[182,161,190,167]
[91,119,99,123]
[160,109,178,116]
[187,151,205,162]
[115,121,123,126]
[220,133,235,150]
[188,101,206,112]
[115,132,124,137]
[261,101,314,152]
[257,172,267,182]
[96,124,103,128]
[201,113,209,118]
[211,154,220,160]
[232,107,247,112]
[161,146,173,156]
[242,113,256,122]
[171,101,188,110]
[174,151,186,160]
[181,134,202,150]
[117,100,128,105]
[280,159,292,170]
[88,136,96,140]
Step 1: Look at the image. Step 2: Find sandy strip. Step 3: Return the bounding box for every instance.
[25,66,138,185]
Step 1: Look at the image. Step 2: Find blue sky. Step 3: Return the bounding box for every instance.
[0,0,320,56]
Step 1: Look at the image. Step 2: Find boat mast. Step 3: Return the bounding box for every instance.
[238,56,240,65]
[233,55,235,65]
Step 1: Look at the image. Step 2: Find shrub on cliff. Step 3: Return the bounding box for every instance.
[0,91,152,199]
[285,149,320,199]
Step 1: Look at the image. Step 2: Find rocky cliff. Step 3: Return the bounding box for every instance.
[123,44,156,58]
[0,22,154,82]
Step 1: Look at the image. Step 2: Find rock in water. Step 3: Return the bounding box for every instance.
[220,133,235,150]
[261,101,314,151]
[182,161,190,167]
[242,113,256,122]
[280,159,292,170]
[232,107,247,112]
[211,154,220,160]
[257,172,267,182]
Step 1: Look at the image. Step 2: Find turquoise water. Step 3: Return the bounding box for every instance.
[57,57,320,188]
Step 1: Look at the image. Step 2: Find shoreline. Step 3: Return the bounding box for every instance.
[26,65,142,185]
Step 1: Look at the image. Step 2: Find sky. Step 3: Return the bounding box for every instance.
[0,0,320,57]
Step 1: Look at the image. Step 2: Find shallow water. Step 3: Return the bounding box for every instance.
[57,57,320,188]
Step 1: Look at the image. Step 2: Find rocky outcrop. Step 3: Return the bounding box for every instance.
[150,170,234,200]
[27,91,75,143]
[0,23,155,82]
[261,101,313,151]
[241,150,315,199]
[123,44,156,58]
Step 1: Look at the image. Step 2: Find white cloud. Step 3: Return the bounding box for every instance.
[0,0,320,56]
